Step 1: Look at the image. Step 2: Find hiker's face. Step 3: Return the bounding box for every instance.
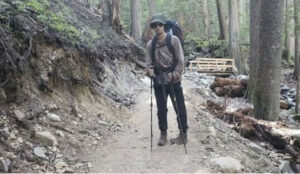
[151,22,165,34]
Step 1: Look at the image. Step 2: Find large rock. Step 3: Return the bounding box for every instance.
[35,131,58,146]
[47,113,61,122]
[210,156,243,173]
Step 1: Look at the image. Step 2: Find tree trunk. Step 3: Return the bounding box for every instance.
[238,0,246,26]
[254,0,284,121]
[216,0,228,40]
[100,0,122,34]
[130,0,142,42]
[141,0,155,44]
[201,0,211,41]
[112,0,122,34]
[229,0,245,74]
[284,0,292,63]
[248,0,261,103]
[295,0,300,113]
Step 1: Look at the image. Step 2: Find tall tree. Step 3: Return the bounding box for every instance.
[100,0,122,34]
[229,0,245,74]
[216,0,228,40]
[284,0,293,64]
[248,0,261,103]
[142,0,155,44]
[295,0,300,113]
[254,0,284,121]
[201,0,211,41]
[130,0,142,42]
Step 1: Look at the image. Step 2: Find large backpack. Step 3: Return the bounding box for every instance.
[165,20,184,48]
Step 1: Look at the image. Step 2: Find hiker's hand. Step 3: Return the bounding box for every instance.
[167,72,173,82]
[147,69,154,77]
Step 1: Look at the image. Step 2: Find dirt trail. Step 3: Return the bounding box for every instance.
[87,75,278,173]
[88,78,210,173]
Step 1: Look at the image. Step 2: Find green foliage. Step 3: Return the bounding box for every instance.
[27,0,46,13]
[185,34,229,57]
[15,0,100,45]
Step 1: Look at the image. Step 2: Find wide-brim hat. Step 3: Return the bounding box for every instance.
[150,14,166,25]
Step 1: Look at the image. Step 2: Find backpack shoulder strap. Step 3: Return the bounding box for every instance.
[166,33,175,57]
[166,33,177,70]
[151,35,158,64]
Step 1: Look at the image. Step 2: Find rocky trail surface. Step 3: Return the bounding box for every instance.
[84,73,283,173]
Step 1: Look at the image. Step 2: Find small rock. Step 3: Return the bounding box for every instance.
[65,167,75,173]
[208,126,217,137]
[279,160,294,173]
[25,142,34,149]
[249,142,263,153]
[71,103,80,117]
[47,113,61,122]
[269,152,279,158]
[24,151,35,162]
[72,121,78,125]
[14,110,25,121]
[56,153,63,158]
[87,162,92,168]
[287,98,295,107]
[237,75,248,80]
[49,104,58,111]
[35,131,58,146]
[55,130,65,137]
[17,137,23,143]
[0,157,9,172]
[210,156,243,173]
[34,147,48,159]
[55,161,67,170]
[260,142,266,147]
[283,154,292,160]
[98,120,109,126]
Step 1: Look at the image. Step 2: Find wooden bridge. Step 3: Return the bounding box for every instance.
[188,58,238,75]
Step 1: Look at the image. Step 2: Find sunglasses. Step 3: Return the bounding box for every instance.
[151,23,163,29]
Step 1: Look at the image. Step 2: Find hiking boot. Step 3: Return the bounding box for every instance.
[170,132,187,145]
[157,131,167,146]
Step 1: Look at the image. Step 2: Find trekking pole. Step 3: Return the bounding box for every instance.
[150,77,153,152]
[169,82,188,154]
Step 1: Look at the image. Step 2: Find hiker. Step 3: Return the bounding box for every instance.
[146,14,188,146]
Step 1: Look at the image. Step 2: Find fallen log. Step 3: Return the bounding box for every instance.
[210,78,241,89]
[206,100,300,163]
[210,78,248,97]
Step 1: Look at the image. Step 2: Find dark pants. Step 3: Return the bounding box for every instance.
[154,82,188,133]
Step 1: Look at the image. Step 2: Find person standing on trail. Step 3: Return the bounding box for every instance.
[145,14,188,146]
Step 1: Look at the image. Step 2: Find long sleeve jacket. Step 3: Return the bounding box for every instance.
[145,35,184,83]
